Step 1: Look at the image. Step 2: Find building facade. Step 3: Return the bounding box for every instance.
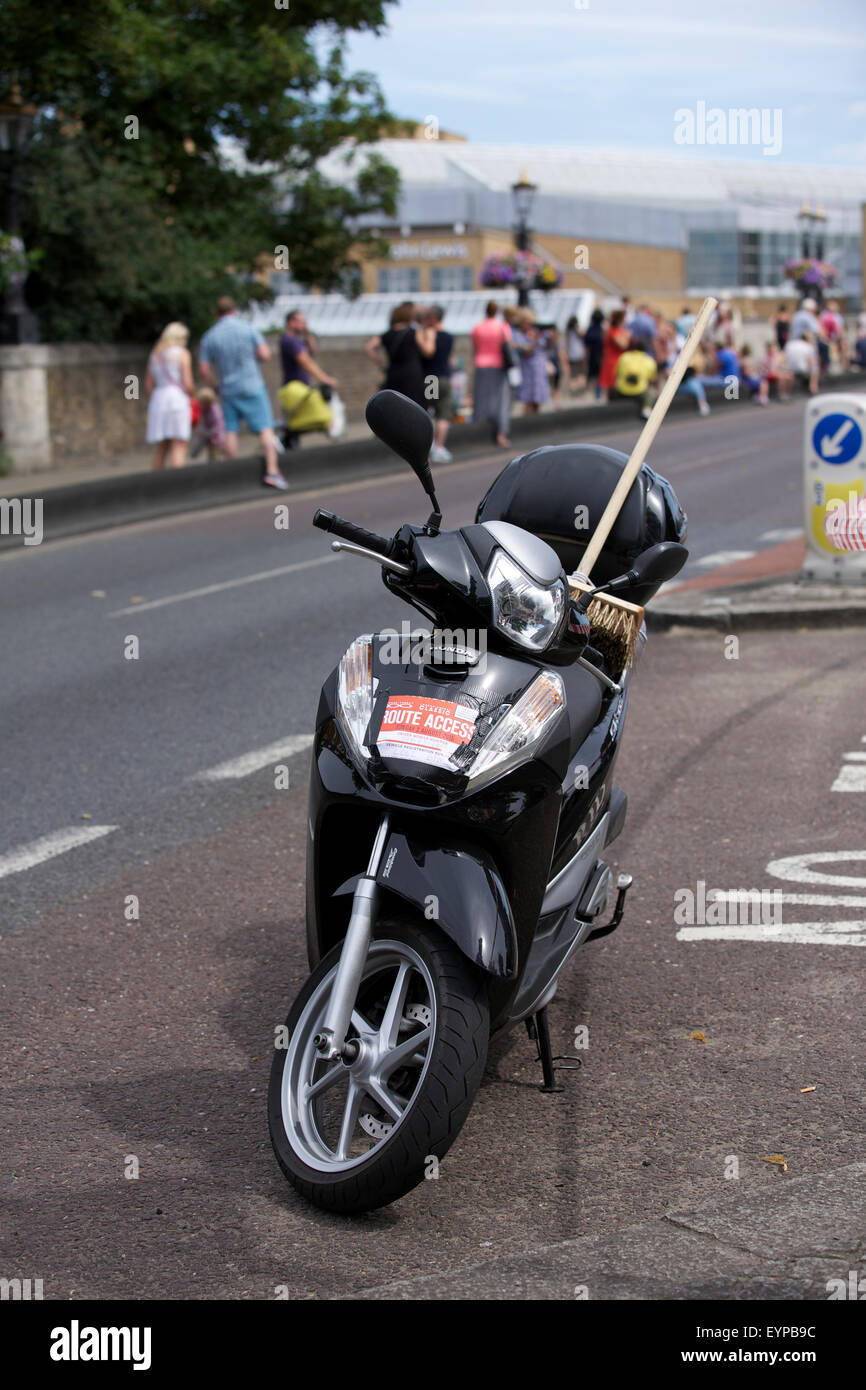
[315,137,865,314]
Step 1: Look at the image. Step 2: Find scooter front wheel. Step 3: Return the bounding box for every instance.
[268,917,489,1213]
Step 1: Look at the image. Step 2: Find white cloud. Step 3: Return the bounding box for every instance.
[830,140,866,160]
[380,3,866,50]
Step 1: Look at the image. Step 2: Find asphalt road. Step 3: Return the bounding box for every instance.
[2,398,864,1300]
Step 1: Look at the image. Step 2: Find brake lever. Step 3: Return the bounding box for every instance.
[577,653,622,695]
[329,540,412,577]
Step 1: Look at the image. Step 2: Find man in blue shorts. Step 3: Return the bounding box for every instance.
[199,296,286,489]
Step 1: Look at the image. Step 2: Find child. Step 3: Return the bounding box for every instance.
[739,346,766,404]
[758,341,792,403]
[189,387,226,461]
[450,356,469,422]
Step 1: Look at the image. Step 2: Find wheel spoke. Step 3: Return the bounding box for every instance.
[365,1078,407,1122]
[380,1026,432,1076]
[304,1063,344,1101]
[351,1008,375,1036]
[378,961,412,1049]
[335,1081,364,1161]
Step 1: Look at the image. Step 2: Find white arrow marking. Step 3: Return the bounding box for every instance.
[0,825,118,881]
[193,735,313,781]
[819,419,855,459]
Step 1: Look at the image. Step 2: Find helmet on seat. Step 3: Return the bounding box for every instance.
[475,442,687,607]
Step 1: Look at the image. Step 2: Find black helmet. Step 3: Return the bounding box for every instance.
[475,443,687,607]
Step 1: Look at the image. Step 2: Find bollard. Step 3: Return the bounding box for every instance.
[802,393,866,583]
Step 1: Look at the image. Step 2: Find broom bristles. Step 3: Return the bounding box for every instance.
[569,582,644,673]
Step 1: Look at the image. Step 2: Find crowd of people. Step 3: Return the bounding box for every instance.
[144,292,866,475]
[566,294,862,420]
[145,297,350,486]
[146,296,287,486]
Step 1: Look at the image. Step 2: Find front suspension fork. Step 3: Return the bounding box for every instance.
[314,816,391,1062]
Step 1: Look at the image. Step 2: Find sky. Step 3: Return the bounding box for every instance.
[344,0,866,166]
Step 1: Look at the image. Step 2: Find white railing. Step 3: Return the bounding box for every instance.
[247,288,598,337]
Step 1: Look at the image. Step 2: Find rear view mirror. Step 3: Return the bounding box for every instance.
[628,542,689,588]
[578,541,689,610]
[365,391,435,500]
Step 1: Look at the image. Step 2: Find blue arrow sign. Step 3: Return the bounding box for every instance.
[812,413,863,465]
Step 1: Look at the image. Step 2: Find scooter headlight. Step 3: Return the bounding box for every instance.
[460,669,565,782]
[487,549,566,652]
[336,635,377,761]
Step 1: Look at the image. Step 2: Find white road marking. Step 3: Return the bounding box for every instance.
[695,549,756,568]
[108,554,339,616]
[682,854,866,946]
[758,527,803,543]
[193,734,314,782]
[715,890,866,908]
[677,923,866,946]
[831,765,866,792]
[0,824,118,881]
[842,752,866,762]
[766,851,866,887]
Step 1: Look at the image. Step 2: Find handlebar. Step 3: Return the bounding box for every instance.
[313,509,392,558]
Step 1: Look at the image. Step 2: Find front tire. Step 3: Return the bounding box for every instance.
[268,916,489,1214]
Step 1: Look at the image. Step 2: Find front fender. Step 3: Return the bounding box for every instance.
[336,832,517,978]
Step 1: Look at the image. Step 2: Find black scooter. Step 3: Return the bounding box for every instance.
[268,390,687,1213]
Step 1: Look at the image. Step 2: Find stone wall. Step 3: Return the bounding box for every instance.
[0,333,475,473]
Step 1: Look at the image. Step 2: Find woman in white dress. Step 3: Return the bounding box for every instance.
[145,322,194,469]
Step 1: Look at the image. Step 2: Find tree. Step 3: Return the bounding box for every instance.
[0,0,401,341]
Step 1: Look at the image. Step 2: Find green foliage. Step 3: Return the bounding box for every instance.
[1,0,401,341]
[0,232,43,295]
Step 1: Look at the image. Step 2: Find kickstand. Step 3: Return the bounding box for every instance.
[525,1008,581,1093]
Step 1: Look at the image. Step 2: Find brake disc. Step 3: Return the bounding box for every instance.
[405,1002,431,1027]
[359,1004,430,1138]
[359,1112,392,1139]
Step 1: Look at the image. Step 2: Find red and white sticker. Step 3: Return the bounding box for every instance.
[377,695,477,768]
[824,494,866,551]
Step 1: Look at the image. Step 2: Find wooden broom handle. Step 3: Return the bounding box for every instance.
[577,296,718,579]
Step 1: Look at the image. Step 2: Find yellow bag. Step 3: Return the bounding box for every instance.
[278,380,333,432]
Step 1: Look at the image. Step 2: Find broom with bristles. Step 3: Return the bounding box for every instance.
[569,296,718,673]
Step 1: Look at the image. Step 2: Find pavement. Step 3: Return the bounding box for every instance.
[650,536,866,630]
[2,399,865,1302]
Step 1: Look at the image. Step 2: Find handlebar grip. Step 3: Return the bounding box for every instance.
[313,509,392,558]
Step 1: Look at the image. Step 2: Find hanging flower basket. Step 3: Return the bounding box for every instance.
[479,251,563,291]
[783,257,837,293]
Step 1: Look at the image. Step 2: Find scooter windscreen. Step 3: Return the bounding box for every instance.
[336,632,566,793]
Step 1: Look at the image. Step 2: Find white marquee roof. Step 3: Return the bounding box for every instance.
[319,139,866,217]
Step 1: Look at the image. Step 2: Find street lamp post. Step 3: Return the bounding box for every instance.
[795,200,829,307]
[0,84,39,345]
[511,169,537,309]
